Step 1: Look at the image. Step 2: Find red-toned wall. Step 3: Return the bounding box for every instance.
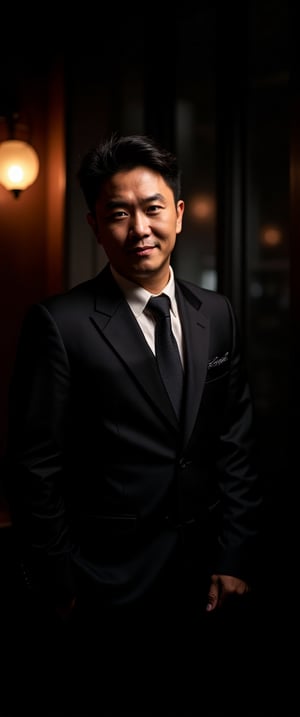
[0,56,65,520]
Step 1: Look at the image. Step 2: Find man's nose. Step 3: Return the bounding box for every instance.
[129,212,150,236]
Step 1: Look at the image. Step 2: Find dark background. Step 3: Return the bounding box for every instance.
[0,2,299,714]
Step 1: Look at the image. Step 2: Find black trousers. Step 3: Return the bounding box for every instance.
[3,530,264,717]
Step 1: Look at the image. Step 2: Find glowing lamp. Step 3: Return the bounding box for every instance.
[0,139,40,197]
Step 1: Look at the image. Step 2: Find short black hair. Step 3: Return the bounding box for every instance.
[77,133,182,215]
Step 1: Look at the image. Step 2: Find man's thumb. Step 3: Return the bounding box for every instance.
[206,575,219,612]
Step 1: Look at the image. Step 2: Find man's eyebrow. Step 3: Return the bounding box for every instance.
[105,199,128,209]
[105,193,166,209]
[145,193,166,203]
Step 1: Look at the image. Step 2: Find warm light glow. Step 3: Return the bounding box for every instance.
[0,139,39,193]
[188,193,215,223]
[260,225,282,247]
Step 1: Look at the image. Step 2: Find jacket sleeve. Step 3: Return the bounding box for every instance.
[4,303,76,604]
[214,297,263,584]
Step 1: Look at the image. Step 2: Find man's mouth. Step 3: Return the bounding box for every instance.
[129,245,157,255]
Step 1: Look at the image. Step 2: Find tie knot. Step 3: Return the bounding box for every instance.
[147,294,170,319]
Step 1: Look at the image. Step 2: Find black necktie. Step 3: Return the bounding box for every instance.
[147,294,184,418]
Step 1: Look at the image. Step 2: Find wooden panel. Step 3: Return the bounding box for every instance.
[0,56,65,523]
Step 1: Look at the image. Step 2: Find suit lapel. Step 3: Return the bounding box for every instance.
[176,284,210,447]
[90,266,178,430]
[89,267,209,438]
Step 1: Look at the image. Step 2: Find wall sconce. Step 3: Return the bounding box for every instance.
[0,112,40,198]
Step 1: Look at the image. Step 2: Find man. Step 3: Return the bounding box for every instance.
[5,133,262,715]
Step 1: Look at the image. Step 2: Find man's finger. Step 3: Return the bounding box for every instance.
[206,576,219,612]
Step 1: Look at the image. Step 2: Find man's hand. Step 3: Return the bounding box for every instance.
[206,574,250,611]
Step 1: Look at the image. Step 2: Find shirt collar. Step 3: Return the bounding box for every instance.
[110,265,178,319]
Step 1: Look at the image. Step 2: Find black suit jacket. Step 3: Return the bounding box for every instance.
[5,263,261,606]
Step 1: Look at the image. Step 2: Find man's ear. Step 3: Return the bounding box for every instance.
[176,199,185,235]
[87,212,101,243]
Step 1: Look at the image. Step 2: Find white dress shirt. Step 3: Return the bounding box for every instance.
[110,265,185,368]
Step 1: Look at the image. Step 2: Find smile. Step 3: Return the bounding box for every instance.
[129,245,157,255]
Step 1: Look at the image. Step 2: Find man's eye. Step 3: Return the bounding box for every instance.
[111,210,128,219]
[147,205,161,214]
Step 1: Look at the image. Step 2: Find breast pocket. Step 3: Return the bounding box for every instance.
[206,351,230,383]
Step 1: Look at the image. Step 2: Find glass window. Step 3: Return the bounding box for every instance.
[174,6,217,291]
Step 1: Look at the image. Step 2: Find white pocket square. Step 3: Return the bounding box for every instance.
[208,351,229,369]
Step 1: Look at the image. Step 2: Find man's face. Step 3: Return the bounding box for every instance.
[88,167,184,292]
